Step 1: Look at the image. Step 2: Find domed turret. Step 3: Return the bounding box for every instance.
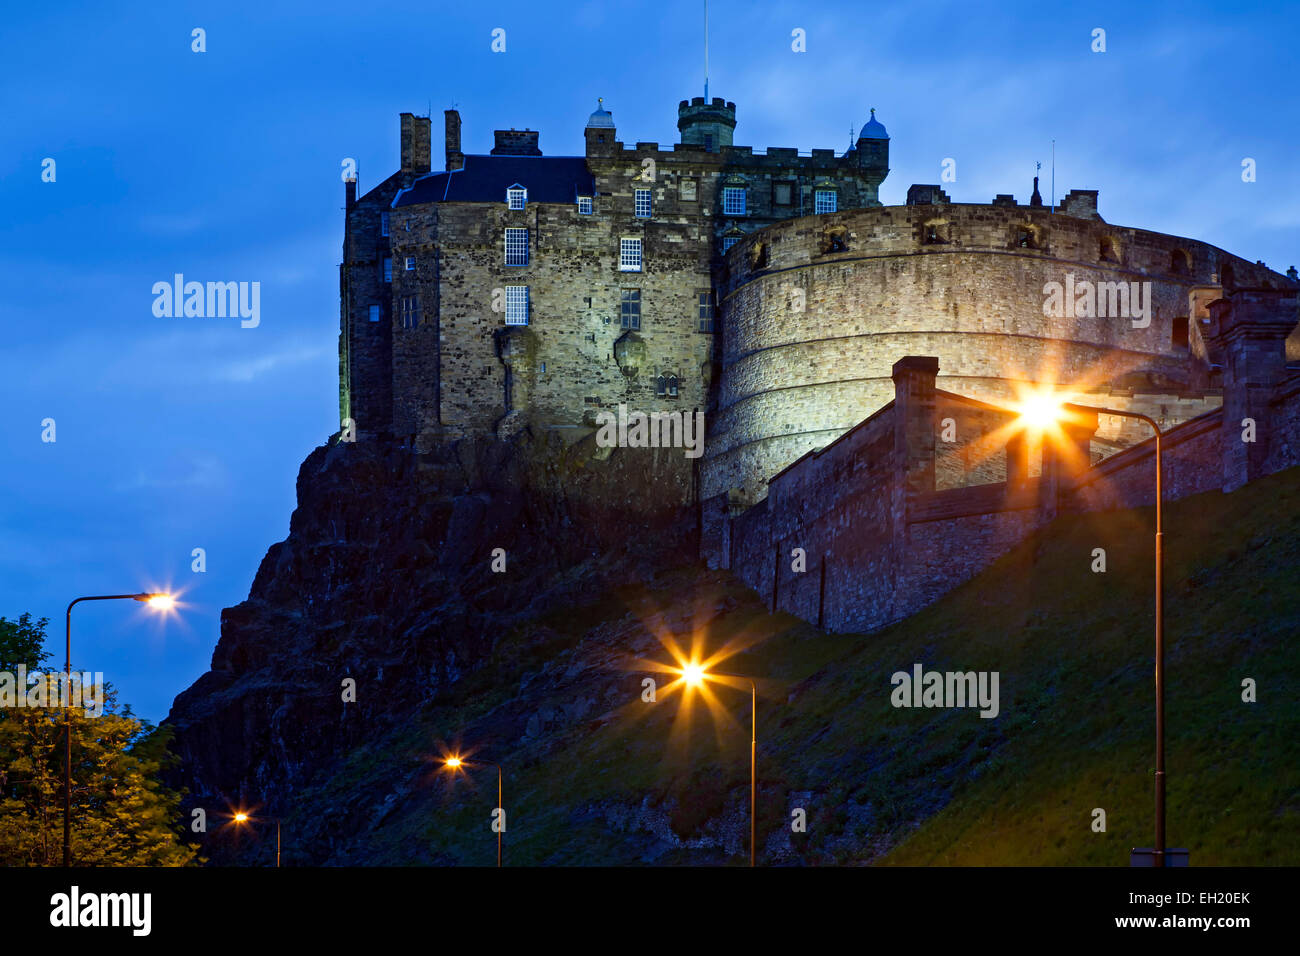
[586,97,615,129]
[584,98,616,157]
[858,107,888,141]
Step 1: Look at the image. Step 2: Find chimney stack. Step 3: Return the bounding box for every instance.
[445,109,464,171]
[345,176,357,208]
[399,112,431,177]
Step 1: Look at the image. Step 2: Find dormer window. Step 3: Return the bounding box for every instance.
[507,186,527,210]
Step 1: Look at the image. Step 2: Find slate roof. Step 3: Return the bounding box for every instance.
[392,154,595,207]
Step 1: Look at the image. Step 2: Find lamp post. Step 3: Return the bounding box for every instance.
[1017,398,1176,866]
[679,663,757,867]
[62,592,174,867]
[442,756,505,867]
[232,811,281,866]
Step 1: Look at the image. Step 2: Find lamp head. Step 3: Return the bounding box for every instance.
[681,662,707,688]
[444,756,462,770]
[136,593,175,610]
[1016,394,1064,429]
[233,812,249,823]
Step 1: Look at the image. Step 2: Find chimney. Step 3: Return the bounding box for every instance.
[345,176,357,208]
[491,129,542,156]
[444,109,464,171]
[399,112,431,177]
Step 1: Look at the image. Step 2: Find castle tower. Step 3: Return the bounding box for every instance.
[850,108,889,205]
[677,96,736,152]
[584,98,616,158]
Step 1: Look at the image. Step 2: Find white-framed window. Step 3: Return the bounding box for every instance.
[721,236,740,254]
[505,285,530,326]
[405,256,415,271]
[383,257,392,282]
[655,373,679,397]
[696,290,713,333]
[577,196,593,215]
[814,190,837,214]
[380,212,389,236]
[634,188,652,219]
[400,295,421,329]
[619,237,642,272]
[723,186,747,216]
[368,304,380,323]
[620,289,641,330]
[507,186,527,210]
[505,228,529,266]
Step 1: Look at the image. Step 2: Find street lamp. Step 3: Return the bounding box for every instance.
[677,661,758,867]
[231,811,281,867]
[441,755,505,867]
[62,592,174,867]
[1012,398,1180,866]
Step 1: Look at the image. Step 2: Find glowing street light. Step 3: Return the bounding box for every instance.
[672,660,758,867]
[441,754,504,867]
[1011,397,1180,866]
[62,591,175,867]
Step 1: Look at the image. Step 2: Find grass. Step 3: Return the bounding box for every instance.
[290,465,1300,865]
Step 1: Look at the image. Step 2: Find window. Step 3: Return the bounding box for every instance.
[507,186,526,210]
[1099,237,1118,262]
[505,286,529,326]
[773,183,792,206]
[619,237,642,272]
[620,289,641,330]
[400,295,421,329]
[679,178,697,201]
[368,304,380,323]
[704,134,713,152]
[380,212,389,236]
[655,373,679,398]
[814,190,837,214]
[505,228,529,266]
[696,290,714,333]
[405,256,415,271]
[1171,249,1190,275]
[578,196,593,215]
[1172,316,1189,350]
[634,188,652,219]
[383,257,392,282]
[721,236,740,254]
[723,187,747,216]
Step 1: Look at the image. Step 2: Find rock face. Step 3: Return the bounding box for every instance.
[165,429,696,863]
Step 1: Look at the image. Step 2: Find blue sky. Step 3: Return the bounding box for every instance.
[2,0,1296,722]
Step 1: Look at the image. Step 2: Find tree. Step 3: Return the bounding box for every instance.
[0,613,200,866]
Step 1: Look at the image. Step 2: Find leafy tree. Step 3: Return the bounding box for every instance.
[0,613,199,866]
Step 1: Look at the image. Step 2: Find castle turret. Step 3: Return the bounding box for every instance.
[677,96,736,152]
[849,108,889,205]
[585,98,616,158]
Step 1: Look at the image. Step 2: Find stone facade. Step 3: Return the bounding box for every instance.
[706,287,1300,635]
[339,97,889,450]
[706,202,1293,505]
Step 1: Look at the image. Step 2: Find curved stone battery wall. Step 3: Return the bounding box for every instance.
[703,203,1287,501]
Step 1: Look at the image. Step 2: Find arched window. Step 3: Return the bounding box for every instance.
[1171,249,1190,275]
[1099,237,1118,262]
[822,227,848,254]
[923,221,948,245]
[1219,262,1236,289]
[1014,225,1038,249]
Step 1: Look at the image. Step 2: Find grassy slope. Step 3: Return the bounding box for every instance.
[298,466,1300,866]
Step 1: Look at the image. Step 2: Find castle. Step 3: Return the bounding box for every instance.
[338,95,1300,630]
